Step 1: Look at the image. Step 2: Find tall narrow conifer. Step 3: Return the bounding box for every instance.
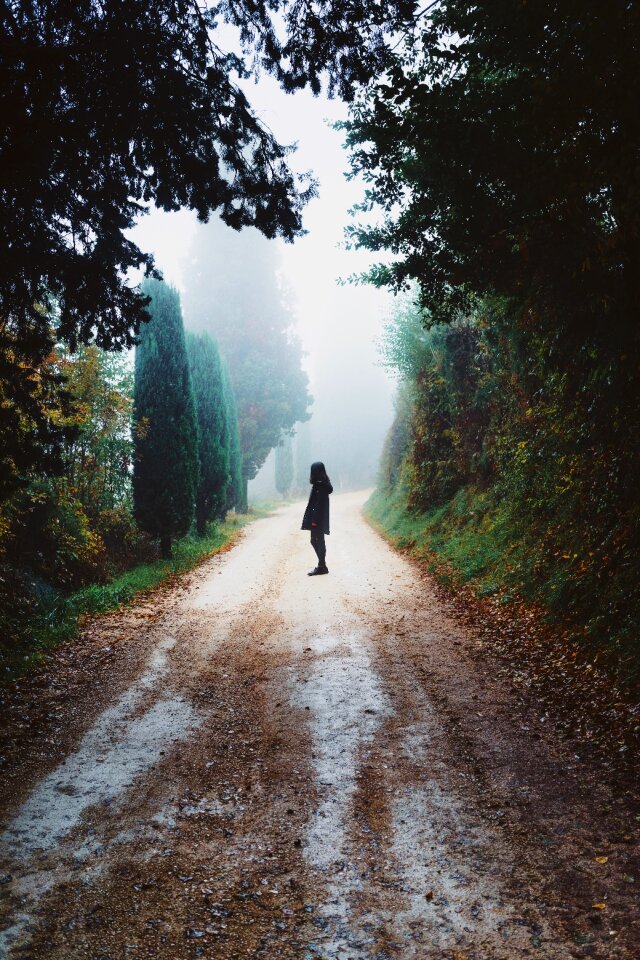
[221,360,244,512]
[186,332,230,533]
[133,279,199,557]
[183,219,311,508]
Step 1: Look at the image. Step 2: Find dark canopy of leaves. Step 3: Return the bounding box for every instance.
[342,0,640,379]
[1,0,419,352]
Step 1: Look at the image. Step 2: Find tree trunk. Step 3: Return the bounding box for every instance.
[196,496,207,536]
[238,476,248,514]
[160,532,172,559]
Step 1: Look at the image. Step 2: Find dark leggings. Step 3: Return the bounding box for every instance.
[310,529,326,566]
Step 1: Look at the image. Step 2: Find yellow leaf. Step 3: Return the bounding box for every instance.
[592,903,606,910]
[595,856,608,864]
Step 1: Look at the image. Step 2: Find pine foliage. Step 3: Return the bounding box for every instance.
[133,280,199,556]
[186,331,230,533]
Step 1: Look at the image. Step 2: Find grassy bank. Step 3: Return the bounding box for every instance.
[366,483,509,593]
[365,482,638,686]
[2,511,259,680]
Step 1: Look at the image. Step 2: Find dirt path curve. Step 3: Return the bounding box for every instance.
[1,491,638,959]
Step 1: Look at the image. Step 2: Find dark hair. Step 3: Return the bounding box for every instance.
[310,461,330,484]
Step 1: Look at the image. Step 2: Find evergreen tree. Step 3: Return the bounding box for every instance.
[275,435,294,498]
[186,332,230,534]
[342,0,640,385]
[183,219,311,510]
[133,279,199,557]
[221,360,244,513]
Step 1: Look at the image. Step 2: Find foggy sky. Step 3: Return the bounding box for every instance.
[130,72,395,499]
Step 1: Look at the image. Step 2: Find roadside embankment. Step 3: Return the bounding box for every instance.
[365,485,640,794]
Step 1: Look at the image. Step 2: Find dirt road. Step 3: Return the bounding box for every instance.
[1,492,638,959]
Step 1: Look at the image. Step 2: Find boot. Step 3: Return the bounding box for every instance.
[308,564,329,576]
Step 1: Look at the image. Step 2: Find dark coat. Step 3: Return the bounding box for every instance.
[301,480,333,534]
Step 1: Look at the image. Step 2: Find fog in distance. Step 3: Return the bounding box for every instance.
[131,75,394,501]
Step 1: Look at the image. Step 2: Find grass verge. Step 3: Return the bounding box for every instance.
[366,484,640,779]
[364,482,519,595]
[3,511,259,680]
[365,481,639,687]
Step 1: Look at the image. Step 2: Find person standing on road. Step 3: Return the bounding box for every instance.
[301,461,333,576]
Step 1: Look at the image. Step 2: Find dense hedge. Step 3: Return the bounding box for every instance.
[375,297,639,685]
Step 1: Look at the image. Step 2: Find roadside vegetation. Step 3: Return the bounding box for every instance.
[367,299,638,689]
[341,3,639,690]
[3,513,254,679]
[0,270,308,680]
[1,2,638,697]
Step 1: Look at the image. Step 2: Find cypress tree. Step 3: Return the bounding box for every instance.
[221,360,244,512]
[186,331,230,533]
[183,220,311,504]
[275,435,294,498]
[133,279,199,557]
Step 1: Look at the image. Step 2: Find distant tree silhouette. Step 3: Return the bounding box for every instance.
[184,220,311,510]
[275,436,294,498]
[220,360,244,513]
